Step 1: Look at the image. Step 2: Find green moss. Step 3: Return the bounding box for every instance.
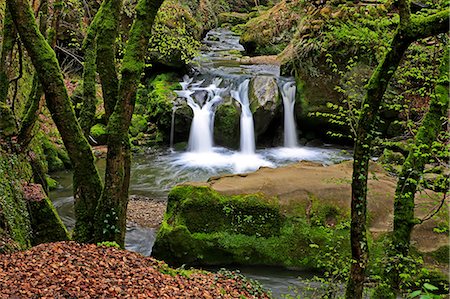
[0,102,17,137]
[147,0,202,67]
[0,150,32,249]
[41,136,65,172]
[129,114,148,137]
[97,241,120,248]
[214,103,240,148]
[28,196,69,245]
[90,123,108,144]
[218,12,250,26]
[153,185,351,270]
[133,73,179,144]
[46,175,58,191]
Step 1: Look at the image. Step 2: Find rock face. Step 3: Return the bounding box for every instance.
[153,161,449,269]
[248,76,281,141]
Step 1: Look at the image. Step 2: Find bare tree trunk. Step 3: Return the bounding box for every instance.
[345,2,449,297]
[7,0,103,243]
[94,0,164,246]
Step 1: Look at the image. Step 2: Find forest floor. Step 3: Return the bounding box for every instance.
[0,242,270,298]
[127,195,166,228]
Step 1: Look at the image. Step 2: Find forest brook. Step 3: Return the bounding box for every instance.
[0,0,448,298]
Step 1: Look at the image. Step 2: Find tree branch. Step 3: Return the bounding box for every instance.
[419,192,448,223]
[406,9,450,42]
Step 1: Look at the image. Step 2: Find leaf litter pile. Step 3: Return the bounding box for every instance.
[0,242,270,298]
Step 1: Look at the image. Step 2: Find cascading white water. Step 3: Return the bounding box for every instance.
[231,79,256,154]
[281,82,298,148]
[169,106,177,149]
[175,76,224,153]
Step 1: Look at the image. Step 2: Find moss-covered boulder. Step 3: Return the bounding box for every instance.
[0,146,69,252]
[240,0,302,55]
[23,183,69,245]
[133,72,192,145]
[153,161,449,270]
[249,76,281,141]
[153,185,350,268]
[214,101,240,148]
[147,0,203,70]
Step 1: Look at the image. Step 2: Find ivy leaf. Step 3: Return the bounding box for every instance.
[422,283,438,291]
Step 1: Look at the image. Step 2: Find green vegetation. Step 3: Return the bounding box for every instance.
[154,186,352,270]
[148,0,202,68]
[0,150,32,250]
[132,73,180,145]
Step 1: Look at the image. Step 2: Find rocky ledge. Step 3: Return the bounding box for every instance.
[153,161,448,276]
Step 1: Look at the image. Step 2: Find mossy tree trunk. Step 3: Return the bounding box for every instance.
[96,0,122,122]
[7,0,104,243]
[94,0,164,246]
[80,0,122,137]
[79,21,97,137]
[0,9,17,137]
[345,2,449,298]
[389,47,449,289]
[18,0,58,147]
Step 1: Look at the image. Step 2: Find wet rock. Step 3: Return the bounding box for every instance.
[248,76,281,139]
[214,101,240,149]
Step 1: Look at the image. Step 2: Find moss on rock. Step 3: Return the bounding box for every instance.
[153,185,351,269]
[248,76,281,141]
[28,191,69,245]
[214,102,240,148]
[129,114,148,137]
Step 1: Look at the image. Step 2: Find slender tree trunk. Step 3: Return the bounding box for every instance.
[346,32,411,299]
[96,0,122,121]
[345,3,449,297]
[94,0,164,246]
[79,20,98,137]
[0,9,16,104]
[79,0,122,137]
[18,0,49,147]
[8,0,103,243]
[389,46,449,288]
[0,9,17,137]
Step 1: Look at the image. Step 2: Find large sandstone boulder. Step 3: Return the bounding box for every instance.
[248,76,281,141]
[153,161,449,269]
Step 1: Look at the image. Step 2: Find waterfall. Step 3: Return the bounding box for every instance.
[231,79,256,154]
[169,106,177,150]
[281,82,298,148]
[175,76,224,153]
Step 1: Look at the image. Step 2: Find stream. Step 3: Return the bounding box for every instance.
[50,28,352,298]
